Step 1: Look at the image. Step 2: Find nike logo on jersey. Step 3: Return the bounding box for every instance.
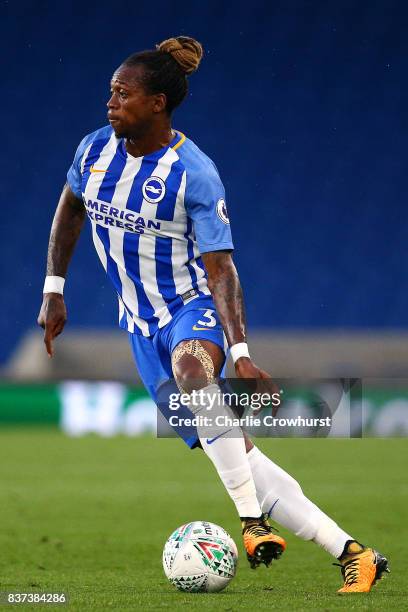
[206,429,233,444]
[90,165,109,173]
[192,325,211,331]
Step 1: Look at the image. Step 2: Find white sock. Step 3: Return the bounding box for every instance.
[248,445,353,558]
[189,384,262,518]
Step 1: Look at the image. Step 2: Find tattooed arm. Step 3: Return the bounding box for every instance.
[37,184,86,356]
[201,251,271,380]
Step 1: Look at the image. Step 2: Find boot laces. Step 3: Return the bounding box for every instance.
[242,514,278,537]
[333,558,360,586]
[244,523,272,537]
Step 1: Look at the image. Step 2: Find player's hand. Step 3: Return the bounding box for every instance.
[37,293,67,358]
[235,357,281,416]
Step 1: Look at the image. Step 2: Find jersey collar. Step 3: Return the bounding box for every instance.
[118,129,186,160]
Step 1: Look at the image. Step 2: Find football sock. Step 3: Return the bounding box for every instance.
[189,384,262,519]
[247,445,353,558]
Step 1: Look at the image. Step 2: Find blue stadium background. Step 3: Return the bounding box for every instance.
[1,0,406,364]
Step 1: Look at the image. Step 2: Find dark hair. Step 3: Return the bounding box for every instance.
[122,36,203,114]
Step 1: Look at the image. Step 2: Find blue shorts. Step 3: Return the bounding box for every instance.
[129,295,227,448]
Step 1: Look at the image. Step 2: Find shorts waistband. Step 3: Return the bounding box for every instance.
[180,289,198,302]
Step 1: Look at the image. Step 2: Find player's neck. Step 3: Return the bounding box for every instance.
[125,121,174,158]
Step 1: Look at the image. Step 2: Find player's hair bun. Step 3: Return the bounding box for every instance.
[157,36,203,75]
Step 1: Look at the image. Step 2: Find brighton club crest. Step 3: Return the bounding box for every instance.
[142,176,166,204]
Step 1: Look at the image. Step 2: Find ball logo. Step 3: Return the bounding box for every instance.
[142,176,166,204]
[216,198,230,224]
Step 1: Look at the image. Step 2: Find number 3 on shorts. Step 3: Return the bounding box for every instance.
[193,309,217,330]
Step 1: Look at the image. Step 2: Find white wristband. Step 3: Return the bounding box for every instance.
[43,276,65,295]
[230,342,250,363]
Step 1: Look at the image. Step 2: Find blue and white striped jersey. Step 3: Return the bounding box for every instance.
[67,126,233,336]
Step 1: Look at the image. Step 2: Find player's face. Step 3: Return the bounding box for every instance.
[107,65,164,139]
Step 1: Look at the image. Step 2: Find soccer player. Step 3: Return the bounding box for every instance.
[37,36,388,593]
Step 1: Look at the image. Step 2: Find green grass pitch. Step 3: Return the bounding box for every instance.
[0,430,406,610]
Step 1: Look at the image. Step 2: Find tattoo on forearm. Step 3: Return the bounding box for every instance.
[203,252,246,347]
[46,185,86,277]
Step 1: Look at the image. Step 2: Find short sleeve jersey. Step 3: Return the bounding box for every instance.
[67,126,233,336]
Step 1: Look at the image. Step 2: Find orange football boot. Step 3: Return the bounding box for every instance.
[242,514,286,569]
[336,540,389,594]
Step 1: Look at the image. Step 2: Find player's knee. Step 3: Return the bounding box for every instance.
[173,355,207,394]
[172,340,215,394]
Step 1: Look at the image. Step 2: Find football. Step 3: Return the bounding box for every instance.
[162,521,238,593]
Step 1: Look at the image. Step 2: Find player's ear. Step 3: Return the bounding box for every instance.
[152,93,167,113]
